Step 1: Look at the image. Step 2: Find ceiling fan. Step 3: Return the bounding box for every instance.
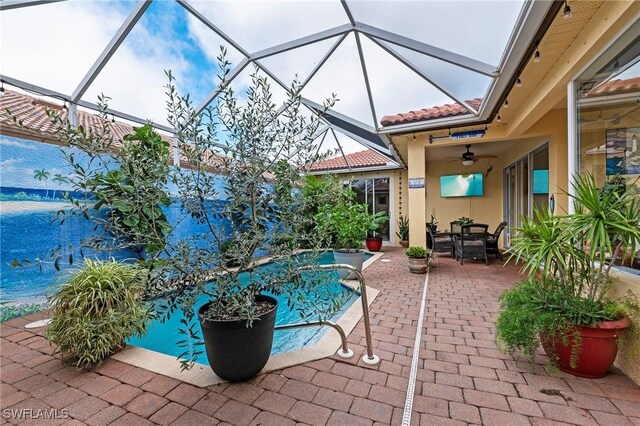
[446,144,497,166]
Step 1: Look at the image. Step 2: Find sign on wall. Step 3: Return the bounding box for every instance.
[408,177,425,189]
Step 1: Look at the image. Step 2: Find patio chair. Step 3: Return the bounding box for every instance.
[427,226,452,257]
[453,224,489,265]
[486,221,507,260]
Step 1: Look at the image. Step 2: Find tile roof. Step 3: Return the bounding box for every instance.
[380,77,640,127]
[588,76,640,97]
[0,90,224,171]
[380,98,482,127]
[0,90,156,144]
[310,149,392,172]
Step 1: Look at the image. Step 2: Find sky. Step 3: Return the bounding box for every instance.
[0,0,525,156]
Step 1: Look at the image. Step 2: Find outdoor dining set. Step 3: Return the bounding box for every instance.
[427,221,507,265]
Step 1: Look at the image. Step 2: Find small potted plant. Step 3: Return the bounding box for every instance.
[497,174,640,378]
[452,216,473,226]
[406,246,430,274]
[47,259,152,369]
[365,211,389,252]
[396,216,410,248]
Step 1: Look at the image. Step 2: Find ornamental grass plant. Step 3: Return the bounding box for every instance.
[47,259,152,369]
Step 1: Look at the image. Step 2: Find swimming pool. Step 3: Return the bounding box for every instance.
[128,251,371,362]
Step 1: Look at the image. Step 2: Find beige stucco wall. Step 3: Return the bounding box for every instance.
[608,271,640,384]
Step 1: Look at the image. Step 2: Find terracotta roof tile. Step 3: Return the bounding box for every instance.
[588,76,640,97]
[380,77,640,127]
[380,98,482,127]
[0,90,156,144]
[310,149,392,172]
[0,90,224,171]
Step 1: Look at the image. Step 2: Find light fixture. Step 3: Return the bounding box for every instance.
[111,115,115,123]
[534,42,541,63]
[504,99,509,108]
[516,78,522,88]
[614,58,620,69]
[563,1,572,19]
[62,101,67,110]
[0,81,4,97]
[497,115,502,123]
[462,160,475,166]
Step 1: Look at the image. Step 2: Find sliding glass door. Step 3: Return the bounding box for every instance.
[503,144,549,246]
[350,178,391,240]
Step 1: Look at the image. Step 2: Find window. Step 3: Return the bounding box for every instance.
[574,21,640,193]
[349,177,391,240]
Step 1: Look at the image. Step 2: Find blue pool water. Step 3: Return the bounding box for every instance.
[128,251,371,360]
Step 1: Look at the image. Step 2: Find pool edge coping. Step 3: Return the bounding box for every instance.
[111,250,385,387]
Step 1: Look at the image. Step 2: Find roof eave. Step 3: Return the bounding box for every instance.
[309,163,403,175]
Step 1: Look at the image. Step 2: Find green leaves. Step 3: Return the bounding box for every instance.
[500,174,640,364]
[406,246,430,258]
[46,259,152,370]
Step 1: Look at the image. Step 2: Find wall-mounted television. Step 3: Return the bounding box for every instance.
[440,173,484,197]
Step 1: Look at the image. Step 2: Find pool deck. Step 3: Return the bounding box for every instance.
[2,247,639,425]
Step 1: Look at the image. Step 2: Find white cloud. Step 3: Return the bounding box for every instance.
[0,158,23,168]
[1,0,524,154]
[0,139,36,150]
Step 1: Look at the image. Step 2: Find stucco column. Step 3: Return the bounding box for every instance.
[407,141,426,247]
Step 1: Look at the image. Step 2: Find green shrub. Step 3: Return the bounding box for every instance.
[47,259,152,369]
[406,246,429,258]
[499,174,640,367]
[316,202,378,252]
[496,278,637,366]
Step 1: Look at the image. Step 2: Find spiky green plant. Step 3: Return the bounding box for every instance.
[47,259,152,369]
[498,173,640,366]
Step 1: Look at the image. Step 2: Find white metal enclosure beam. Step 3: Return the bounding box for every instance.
[71,0,153,102]
[249,24,354,62]
[356,22,497,77]
[0,0,65,11]
[368,36,479,115]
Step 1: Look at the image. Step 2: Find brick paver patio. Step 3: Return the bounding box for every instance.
[2,248,639,425]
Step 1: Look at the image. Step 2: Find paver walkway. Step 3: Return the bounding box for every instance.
[1,248,639,425]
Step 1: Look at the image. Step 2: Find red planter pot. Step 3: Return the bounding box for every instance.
[366,237,383,252]
[541,317,631,379]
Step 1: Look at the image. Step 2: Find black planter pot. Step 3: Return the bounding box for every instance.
[198,294,278,382]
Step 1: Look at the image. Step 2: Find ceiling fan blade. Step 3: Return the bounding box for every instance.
[446,159,462,163]
[473,154,498,159]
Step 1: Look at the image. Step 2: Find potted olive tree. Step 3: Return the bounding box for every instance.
[155,55,344,380]
[497,174,640,378]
